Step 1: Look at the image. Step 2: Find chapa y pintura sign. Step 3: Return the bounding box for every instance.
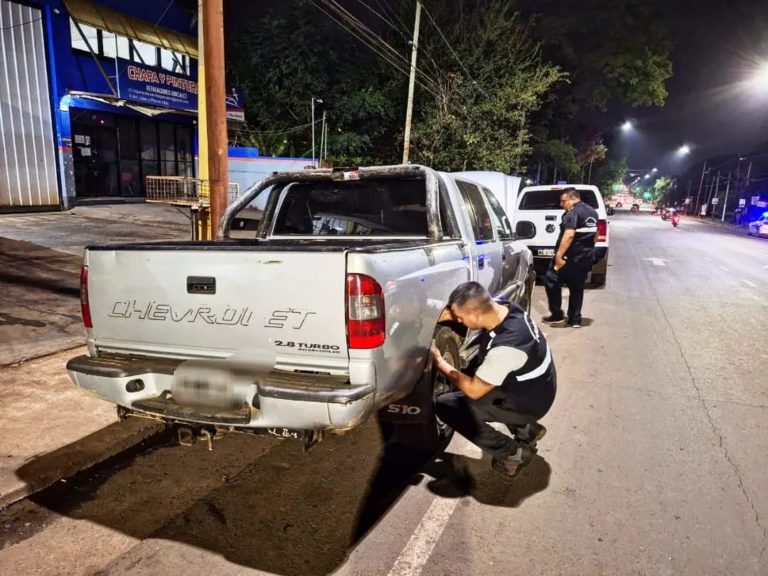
[122,60,197,111]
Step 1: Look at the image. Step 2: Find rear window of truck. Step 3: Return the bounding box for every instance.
[519,189,599,210]
[272,179,429,236]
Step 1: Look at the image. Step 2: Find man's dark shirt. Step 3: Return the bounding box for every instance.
[474,304,556,417]
[555,201,599,267]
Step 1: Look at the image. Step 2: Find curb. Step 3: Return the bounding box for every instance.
[0,418,166,510]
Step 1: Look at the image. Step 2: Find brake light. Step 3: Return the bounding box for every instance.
[80,266,93,329]
[346,274,385,349]
[597,219,608,242]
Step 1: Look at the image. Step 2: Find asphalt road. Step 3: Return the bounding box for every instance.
[1,212,767,575]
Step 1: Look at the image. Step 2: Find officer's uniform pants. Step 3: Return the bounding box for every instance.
[435,388,539,459]
[544,262,590,323]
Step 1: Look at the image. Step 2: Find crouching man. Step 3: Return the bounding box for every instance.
[432,282,556,478]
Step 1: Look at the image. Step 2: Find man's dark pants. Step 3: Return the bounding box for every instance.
[435,388,542,459]
[544,261,590,323]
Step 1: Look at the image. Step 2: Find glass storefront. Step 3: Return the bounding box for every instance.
[71,108,194,198]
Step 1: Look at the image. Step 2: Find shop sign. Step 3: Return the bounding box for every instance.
[122,59,197,111]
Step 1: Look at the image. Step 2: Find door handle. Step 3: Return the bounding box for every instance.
[478,255,485,269]
[187,276,216,294]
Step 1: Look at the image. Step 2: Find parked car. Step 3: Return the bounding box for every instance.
[511,184,610,286]
[67,165,537,452]
[747,212,768,237]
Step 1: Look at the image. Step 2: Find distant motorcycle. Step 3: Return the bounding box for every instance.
[672,212,680,228]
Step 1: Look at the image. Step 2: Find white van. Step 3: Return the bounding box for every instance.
[514,184,610,286]
[453,171,522,217]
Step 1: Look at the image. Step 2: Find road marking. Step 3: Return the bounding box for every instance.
[643,257,669,267]
[719,266,730,272]
[387,496,460,576]
[742,279,758,289]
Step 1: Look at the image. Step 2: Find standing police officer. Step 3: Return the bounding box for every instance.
[432,282,556,479]
[543,188,598,328]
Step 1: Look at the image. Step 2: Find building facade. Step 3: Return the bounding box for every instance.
[0,0,198,210]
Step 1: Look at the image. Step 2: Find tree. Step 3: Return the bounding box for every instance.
[591,155,628,197]
[410,1,565,171]
[652,176,676,205]
[518,0,673,142]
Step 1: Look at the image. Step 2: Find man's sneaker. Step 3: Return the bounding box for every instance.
[515,422,547,450]
[542,313,565,324]
[569,321,582,328]
[491,443,533,479]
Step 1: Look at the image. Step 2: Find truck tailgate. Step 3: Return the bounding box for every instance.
[86,248,349,370]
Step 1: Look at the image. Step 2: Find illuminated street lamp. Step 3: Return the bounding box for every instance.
[677,144,691,156]
[644,174,650,179]
[651,167,658,173]
[621,120,634,132]
[748,60,768,91]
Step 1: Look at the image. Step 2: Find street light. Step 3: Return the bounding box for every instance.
[677,144,691,156]
[748,60,768,91]
[621,120,634,132]
[651,167,658,173]
[644,174,650,179]
[311,97,324,167]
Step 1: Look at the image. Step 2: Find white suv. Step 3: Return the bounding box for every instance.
[513,184,610,286]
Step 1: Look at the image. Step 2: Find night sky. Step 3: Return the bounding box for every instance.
[221,0,768,175]
[617,0,768,173]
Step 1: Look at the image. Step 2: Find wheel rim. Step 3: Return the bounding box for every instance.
[433,348,457,438]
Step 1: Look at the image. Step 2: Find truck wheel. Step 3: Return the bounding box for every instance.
[590,273,606,287]
[379,327,460,453]
[520,266,536,313]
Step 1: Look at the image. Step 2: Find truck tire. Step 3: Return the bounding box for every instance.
[519,266,536,313]
[379,327,460,453]
[590,259,608,288]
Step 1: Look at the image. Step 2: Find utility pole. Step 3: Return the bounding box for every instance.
[694,160,707,218]
[721,172,731,222]
[323,119,329,165]
[402,1,421,164]
[686,180,692,213]
[705,170,719,215]
[319,110,327,166]
[311,97,323,167]
[197,0,210,240]
[203,0,228,238]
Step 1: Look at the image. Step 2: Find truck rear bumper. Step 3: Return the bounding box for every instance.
[67,355,375,432]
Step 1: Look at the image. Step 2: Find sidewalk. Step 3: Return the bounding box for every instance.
[0,348,163,509]
[0,203,184,507]
[0,203,190,366]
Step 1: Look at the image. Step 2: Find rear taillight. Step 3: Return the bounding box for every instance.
[346,274,385,349]
[597,219,608,242]
[80,266,93,329]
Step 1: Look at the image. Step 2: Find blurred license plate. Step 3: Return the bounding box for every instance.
[537,249,555,257]
[172,371,251,410]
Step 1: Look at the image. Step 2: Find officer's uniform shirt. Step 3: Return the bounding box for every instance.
[555,201,599,267]
[474,304,556,417]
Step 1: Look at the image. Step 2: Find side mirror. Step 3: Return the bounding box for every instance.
[515,221,536,240]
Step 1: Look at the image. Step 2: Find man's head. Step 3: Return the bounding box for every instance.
[560,188,581,211]
[446,281,495,329]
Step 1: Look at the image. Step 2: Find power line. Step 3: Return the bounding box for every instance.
[307,0,439,96]
[420,3,483,95]
[321,0,439,89]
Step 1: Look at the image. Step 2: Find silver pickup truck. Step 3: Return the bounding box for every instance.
[67,165,536,449]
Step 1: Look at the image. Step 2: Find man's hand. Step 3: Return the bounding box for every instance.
[554,254,567,270]
[430,344,443,366]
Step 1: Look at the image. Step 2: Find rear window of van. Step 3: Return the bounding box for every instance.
[519,189,599,210]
